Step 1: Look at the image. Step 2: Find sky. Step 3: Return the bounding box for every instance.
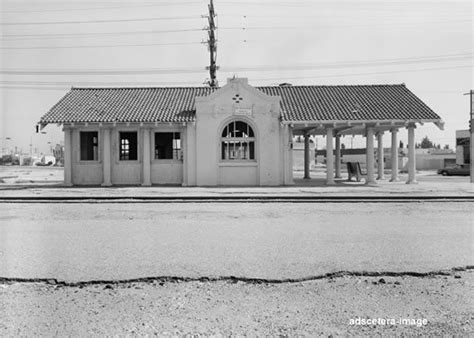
[0,0,472,154]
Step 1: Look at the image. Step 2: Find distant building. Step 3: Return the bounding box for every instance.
[456,130,470,164]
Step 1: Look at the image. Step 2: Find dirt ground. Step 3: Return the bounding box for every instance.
[0,166,63,185]
[1,166,472,335]
[1,271,472,336]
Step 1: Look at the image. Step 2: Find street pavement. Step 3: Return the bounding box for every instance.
[1,202,472,282]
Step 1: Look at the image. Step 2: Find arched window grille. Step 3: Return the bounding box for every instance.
[221,121,255,160]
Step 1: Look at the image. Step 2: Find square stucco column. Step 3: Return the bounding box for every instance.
[377,132,385,180]
[326,127,335,185]
[304,132,311,179]
[101,128,112,187]
[284,125,294,185]
[406,124,418,184]
[335,134,342,179]
[142,128,151,186]
[63,127,73,186]
[366,126,376,185]
[390,128,400,182]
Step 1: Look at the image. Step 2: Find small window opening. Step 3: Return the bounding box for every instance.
[80,131,98,161]
[155,132,181,160]
[119,132,137,160]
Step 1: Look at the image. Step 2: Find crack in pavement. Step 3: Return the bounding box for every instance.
[1,266,472,287]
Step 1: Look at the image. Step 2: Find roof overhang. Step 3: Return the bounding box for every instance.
[285,118,444,135]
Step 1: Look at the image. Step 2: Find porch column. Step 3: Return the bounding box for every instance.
[377,132,385,180]
[101,128,112,187]
[304,132,310,179]
[335,134,342,178]
[142,128,151,186]
[406,123,418,184]
[64,127,72,186]
[326,127,335,185]
[390,128,399,182]
[366,126,376,185]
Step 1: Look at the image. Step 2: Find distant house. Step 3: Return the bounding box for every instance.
[456,130,471,165]
[38,78,443,186]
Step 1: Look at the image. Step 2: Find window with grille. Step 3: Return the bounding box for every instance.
[119,132,137,160]
[155,132,181,160]
[221,121,255,161]
[80,131,98,161]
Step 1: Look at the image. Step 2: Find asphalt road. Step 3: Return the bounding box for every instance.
[1,202,472,282]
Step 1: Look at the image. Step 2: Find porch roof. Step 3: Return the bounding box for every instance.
[39,84,441,126]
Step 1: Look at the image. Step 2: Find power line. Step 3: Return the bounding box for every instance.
[1,53,471,74]
[0,79,207,87]
[219,19,471,31]
[219,1,315,6]
[0,86,72,91]
[219,54,473,73]
[3,2,204,13]
[1,16,203,26]
[1,66,471,88]
[0,42,203,50]
[248,65,474,82]
[1,28,206,41]
[0,66,205,75]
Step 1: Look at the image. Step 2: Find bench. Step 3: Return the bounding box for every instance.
[346,162,366,182]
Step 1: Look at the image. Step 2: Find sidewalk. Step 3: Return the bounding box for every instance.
[0,168,472,198]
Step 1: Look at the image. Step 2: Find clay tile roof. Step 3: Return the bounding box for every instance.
[258,84,440,122]
[40,84,441,125]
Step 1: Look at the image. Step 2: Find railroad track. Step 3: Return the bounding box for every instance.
[0,195,473,203]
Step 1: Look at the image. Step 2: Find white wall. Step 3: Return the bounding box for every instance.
[192,78,286,186]
[69,125,186,186]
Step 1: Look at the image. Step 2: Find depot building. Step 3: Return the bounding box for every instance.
[39,77,443,186]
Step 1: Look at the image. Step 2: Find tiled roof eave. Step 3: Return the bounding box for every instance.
[46,119,196,125]
[40,117,197,124]
[281,118,442,124]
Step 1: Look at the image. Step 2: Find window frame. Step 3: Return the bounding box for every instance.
[79,130,99,162]
[118,131,138,161]
[220,120,256,162]
[154,131,182,161]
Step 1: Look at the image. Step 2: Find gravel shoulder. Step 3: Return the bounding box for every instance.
[1,271,472,336]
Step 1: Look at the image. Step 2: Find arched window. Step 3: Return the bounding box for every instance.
[221,120,255,160]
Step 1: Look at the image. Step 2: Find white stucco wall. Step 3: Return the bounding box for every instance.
[192,78,288,186]
[68,125,186,186]
[110,128,142,185]
[151,162,183,184]
[70,127,103,185]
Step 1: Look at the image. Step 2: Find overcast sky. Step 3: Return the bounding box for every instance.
[1,0,472,154]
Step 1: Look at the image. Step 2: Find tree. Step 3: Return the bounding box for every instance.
[420,136,435,149]
[399,140,404,148]
[444,144,449,149]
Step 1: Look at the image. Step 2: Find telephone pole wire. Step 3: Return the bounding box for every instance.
[206,0,218,87]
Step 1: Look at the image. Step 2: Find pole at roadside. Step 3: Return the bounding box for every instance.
[470,90,474,183]
[466,90,474,183]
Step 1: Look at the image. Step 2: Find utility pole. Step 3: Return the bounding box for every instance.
[466,90,474,183]
[206,0,218,87]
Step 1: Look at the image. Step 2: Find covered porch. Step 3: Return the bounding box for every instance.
[290,119,444,186]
